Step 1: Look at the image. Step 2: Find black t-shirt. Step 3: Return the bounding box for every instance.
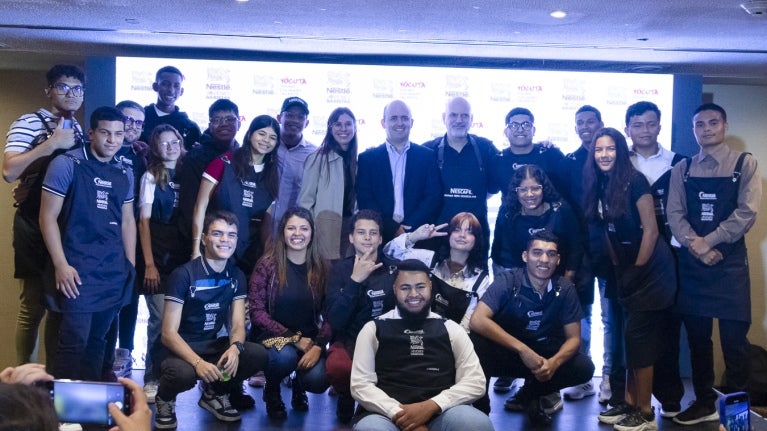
[271,261,318,339]
[601,171,651,266]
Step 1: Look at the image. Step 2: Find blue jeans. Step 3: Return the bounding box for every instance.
[264,344,328,393]
[54,305,121,380]
[144,293,165,383]
[353,405,494,431]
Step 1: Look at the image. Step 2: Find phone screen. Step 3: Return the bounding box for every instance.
[722,394,750,431]
[51,380,129,426]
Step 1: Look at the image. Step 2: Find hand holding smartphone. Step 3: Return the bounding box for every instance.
[48,379,131,426]
[720,391,751,431]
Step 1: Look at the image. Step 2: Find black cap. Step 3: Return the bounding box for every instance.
[280,97,309,115]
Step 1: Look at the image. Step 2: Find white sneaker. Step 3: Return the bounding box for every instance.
[59,424,82,431]
[113,348,133,378]
[598,377,612,403]
[562,381,596,400]
[144,382,158,404]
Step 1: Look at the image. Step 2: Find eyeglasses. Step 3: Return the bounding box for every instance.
[331,121,354,130]
[123,116,144,128]
[158,140,181,149]
[207,230,238,239]
[514,185,543,194]
[210,116,239,126]
[507,121,533,131]
[49,83,84,97]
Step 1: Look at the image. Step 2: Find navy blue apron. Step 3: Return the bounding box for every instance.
[675,153,750,322]
[212,157,273,274]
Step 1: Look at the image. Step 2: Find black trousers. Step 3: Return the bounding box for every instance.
[681,314,750,407]
[470,332,595,413]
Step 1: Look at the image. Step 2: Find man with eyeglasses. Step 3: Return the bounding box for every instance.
[139,66,201,150]
[176,99,241,260]
[3,64,87,367]
[469,231,595,425]
[272,96,317,232]
[422,97,498,259]
[489,107,566,203]
[154,210,268,429]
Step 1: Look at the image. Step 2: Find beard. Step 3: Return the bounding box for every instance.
[395,299,431,320]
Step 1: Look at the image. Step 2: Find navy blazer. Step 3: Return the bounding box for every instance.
[356,142,442,241]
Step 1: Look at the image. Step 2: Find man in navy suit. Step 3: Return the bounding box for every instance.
[356,100,441,242]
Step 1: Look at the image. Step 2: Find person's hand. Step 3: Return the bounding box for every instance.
[686,235,712,256]
[108,377,152,431]
[45,117,77,151]
[294,337,313,353]
[297,345,322,370]
[55,264,81,298]
[409,223,448,242]
[537,139,559,150]
[393,400,440,430]
[351,249,383,283]
[518,347,545,373]
[395,225,408,237]
[143,264,161,293]
[532,357,558,382]
[0,363,53,384]
[194,359,223,383]
[217,346,240,379]
[699,249,724,266]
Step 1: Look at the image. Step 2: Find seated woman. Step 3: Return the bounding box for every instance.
[491,164,583,282]
[248,207,330,420]
[298,107,359,260]
[136,124,187,401]
[191,115,280,275]
[383,211,490,332]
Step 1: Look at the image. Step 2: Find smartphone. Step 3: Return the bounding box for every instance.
[48,379,131,426]
[61,119,73,129]
[720,391,751,431]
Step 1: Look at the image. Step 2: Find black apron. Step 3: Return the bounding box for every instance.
[675,153,750,322]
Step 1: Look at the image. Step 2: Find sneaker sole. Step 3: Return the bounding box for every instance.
[660,410,680,419]
[597,413,627,424]
[614,420,658,431]
[541,399,563,415]
[153,421,177,430]
[197,400,242,422]
[672,411,719,425]
[563,390,596,400]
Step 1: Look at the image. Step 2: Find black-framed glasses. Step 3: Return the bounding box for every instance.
[515,185,543,194]
[159,140,181,149]
[123,116,144,128]
[507,121,533,131]
[210,116,238,126]
[49,83,84,97]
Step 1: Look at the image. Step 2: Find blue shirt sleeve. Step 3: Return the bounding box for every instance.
[41,154,75,197]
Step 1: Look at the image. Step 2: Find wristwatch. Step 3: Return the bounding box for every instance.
[231,341,245,354]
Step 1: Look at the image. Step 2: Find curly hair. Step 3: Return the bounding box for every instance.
[500,164,561,218]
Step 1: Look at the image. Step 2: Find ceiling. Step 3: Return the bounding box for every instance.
[1,0,767,84]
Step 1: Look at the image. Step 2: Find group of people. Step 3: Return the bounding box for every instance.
[3,63,760,431]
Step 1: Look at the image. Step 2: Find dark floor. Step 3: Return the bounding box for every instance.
[123,370,766,431]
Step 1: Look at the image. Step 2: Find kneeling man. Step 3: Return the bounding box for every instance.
[470,231,594,425]
[350,259,493,431]
[155,210,268,429]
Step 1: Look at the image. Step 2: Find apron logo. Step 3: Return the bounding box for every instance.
[698,191,717,200]
[94,177,113,188]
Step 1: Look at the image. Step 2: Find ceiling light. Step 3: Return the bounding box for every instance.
[236,0,249,2]
[550,10,567,19]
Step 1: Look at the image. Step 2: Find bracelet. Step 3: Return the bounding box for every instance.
[192,358,202,369]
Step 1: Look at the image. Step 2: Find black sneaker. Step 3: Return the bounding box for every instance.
[672,401,719,425]
[504,385,531,411]
[229,383,255,410]
[154,395,177,429]
[336,394,355,423]
[263,385,287,420]
[291,376,309,411]
[527,397,553,425]
[539,391,563,414]
[494,376,513,393]
[198,387,241,422]
[660,402,681,419]
[614,408,657,431]
[598,403,634,424]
